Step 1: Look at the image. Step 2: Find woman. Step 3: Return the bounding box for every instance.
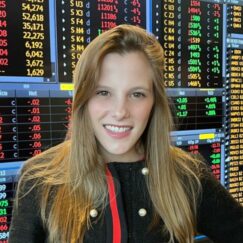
[9,25,243,243]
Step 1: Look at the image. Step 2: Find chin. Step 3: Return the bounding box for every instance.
[107,149,130,155]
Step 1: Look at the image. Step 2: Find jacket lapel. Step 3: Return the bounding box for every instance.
[105,164,128,243]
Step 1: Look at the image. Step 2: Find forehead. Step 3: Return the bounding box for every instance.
[101,51,150,69]
[98,52,153,87]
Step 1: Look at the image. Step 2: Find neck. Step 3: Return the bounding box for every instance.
[100,146,144,163]
[104,153,144,163]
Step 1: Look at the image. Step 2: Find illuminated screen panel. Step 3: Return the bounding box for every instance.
[0,166,19,242]
[0,177,14,241]
[0,88,72,242]
[170,90,223,131]
[225,47,243,204]
[56,0,147,83]
[152,0,223,88]
[176,138,222,180]
[0,0,51,78]
[1,0,243,241]
[0,90,72,162]
[227,4,243,34]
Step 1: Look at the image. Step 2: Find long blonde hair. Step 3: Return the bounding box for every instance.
[16,25,203,243]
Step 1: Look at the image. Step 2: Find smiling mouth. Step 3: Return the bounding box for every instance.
[103,125,132,133]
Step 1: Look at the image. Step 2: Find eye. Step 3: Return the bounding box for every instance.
[131,92,146,98]
[96,90,110,96]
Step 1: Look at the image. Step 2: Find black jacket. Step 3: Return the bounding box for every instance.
[9,161,243,243]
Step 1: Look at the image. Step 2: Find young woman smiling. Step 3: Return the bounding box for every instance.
[9,25,243,243]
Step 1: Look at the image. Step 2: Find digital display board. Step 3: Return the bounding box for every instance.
[0,0,243,241]
[0,0,51,78]
[0,90,72,162]
[170,90,223,130]
[56,0,146,83]
[152,0,223,88]
[225,47,243,203]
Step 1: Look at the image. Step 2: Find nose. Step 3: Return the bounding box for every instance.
[111,97,130,120]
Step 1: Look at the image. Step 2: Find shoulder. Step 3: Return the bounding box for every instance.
[197,168,243,242]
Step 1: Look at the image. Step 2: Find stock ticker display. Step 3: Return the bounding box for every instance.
[0,0,243,241]
[56,0,146,83]
[0,0,51,78]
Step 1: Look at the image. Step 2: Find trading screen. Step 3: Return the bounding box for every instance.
[0,0,243,241]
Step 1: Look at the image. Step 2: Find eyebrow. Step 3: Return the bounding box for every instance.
[96,85,152,92]
[130,86,152,92]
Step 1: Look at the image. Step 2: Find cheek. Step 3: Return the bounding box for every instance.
[88,99,107,121]
[134,102,153,124]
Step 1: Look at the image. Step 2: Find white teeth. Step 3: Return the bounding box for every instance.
[104,125,131,133]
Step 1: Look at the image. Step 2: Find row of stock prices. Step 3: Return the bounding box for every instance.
[171,91,223,130]
[0,90,72,162]
[0,176,14,242]
[224,2,243,203]
[152,0,222,88]
[0,0,51,77]
[227,4,243,34]
[56,0,146,83]
[225,47,243,203]
[180,140,222,180]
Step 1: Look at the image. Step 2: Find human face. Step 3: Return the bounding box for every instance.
[87,52,154,162]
